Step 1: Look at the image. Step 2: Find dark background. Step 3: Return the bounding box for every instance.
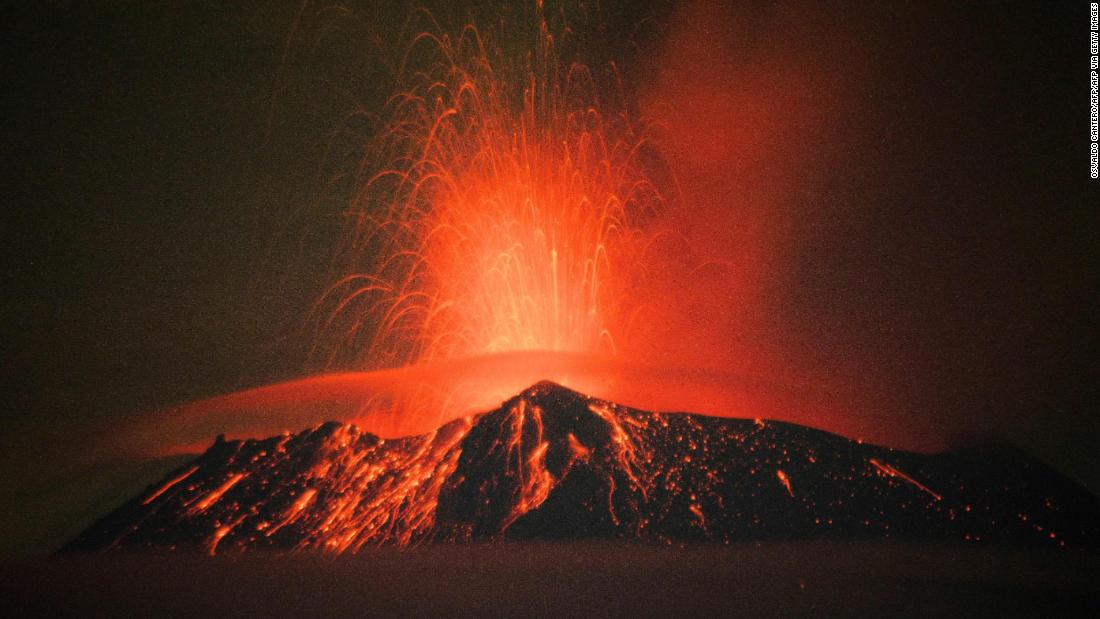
[1,1,1097,553]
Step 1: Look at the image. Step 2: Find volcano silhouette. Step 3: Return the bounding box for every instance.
[66,382,1100,554]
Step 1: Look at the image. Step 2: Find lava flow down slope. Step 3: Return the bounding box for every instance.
[66,382,1100,555]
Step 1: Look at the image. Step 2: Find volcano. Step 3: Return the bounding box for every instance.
[66,382,1100,554]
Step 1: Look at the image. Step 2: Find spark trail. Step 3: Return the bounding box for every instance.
[68,383,1099,554]
[310,3,668,383]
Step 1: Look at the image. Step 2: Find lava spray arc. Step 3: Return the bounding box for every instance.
[309,3,671,377]
[114,3,880,458]
[165,3,849,448]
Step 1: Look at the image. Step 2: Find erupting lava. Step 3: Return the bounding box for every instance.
[310,3,667,379]
[90,3,942,464]
[104,3,918,459]
[69,383,1100,554]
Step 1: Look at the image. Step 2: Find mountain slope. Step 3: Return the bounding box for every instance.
[65,382,1100,553]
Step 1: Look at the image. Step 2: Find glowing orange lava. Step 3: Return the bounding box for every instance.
[309,4,667,385]
[78,382,1091,554]
[97,4,940,465]
[141,466,198,506]
[868,458,942,502]
[776,469,794,497]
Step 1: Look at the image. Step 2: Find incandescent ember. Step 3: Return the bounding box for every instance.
[67,382,1100,554]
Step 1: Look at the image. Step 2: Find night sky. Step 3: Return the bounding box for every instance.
[2,1,1097,554]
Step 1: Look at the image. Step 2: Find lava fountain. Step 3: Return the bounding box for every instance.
[113,3,882,459]
[291,3,678,435]
[309,4,668,370]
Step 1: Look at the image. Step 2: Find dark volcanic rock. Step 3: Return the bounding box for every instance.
[65,382,1100,553]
